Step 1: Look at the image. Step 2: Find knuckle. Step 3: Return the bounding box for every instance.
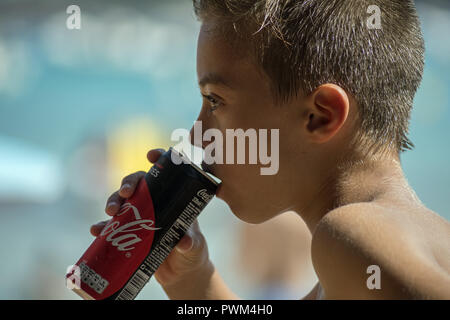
[122,171,145,186]
[135,171,146,179]
[192,232,206,252]
[107,191,119,203]
[121,175,132,186]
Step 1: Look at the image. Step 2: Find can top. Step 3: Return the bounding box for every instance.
[169,148,219,187]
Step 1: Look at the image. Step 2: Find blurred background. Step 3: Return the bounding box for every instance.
[0,0,448,299]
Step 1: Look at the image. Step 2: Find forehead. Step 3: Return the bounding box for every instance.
[197,23,270,91]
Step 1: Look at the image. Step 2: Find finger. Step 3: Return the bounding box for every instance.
[175,220,199,253]
[190,219,201,233]
[105,191,123,216]
[175,233,194,253]
[147,149,166,163]
[90,220,110,237]
[174,221,206,261]
[119,171,146,198]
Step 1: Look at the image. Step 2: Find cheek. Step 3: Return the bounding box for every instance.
[215,164,256,202]
[216,165,279,219]
[218,163,259,186]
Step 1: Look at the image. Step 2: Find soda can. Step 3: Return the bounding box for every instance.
[65,148,218,300]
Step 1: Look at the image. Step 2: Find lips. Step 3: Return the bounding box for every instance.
[201,160,214,175]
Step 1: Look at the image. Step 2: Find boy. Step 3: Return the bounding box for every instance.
[91,0,450,299]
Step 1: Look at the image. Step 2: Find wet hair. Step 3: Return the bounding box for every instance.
[193,0,425,156]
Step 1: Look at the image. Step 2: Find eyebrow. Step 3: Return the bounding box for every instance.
[198,73,232,88]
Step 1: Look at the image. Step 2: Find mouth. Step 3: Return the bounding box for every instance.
[201,161,214,175]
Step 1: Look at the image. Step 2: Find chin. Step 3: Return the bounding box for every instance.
[233,208,273,224]
[222,194,271,224]
[216,178,275,224]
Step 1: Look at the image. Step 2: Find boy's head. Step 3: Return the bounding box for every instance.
[191,0,425,224]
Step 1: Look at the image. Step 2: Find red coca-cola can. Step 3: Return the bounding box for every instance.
[65,148,218,300]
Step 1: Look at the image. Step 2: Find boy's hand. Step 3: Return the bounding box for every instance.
[89,148,212,289]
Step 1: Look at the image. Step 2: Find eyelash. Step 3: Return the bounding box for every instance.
[202,94,221,112]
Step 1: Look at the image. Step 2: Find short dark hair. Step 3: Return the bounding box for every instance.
[193,0,425,156]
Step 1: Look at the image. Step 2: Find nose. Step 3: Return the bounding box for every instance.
[190,119,210,150]
[190,104,214,149]
[189,124,201,148]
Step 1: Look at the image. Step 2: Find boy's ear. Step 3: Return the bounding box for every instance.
[305,84,350,143]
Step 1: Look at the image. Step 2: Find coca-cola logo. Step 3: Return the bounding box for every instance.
[100,203,160,252]
[197,189,213,202]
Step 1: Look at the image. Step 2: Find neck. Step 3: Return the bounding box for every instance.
[290,152,421,233]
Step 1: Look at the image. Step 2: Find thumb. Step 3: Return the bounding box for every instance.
[173,221,207,267]
[175,228,195,254]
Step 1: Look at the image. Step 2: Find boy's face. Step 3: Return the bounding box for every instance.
[193,22,312,224]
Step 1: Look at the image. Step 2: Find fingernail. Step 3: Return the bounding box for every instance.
[107,201,117,208]
[175,237,193,253]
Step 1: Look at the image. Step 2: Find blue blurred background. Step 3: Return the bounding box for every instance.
[0,0,448,299]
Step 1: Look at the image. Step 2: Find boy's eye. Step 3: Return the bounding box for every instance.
[202,94,221,112]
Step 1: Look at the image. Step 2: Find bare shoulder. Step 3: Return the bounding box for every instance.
[311,202,450,299]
